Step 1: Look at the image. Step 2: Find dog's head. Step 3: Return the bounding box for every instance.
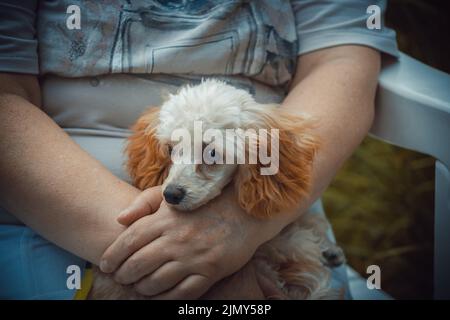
[126,80,318,217]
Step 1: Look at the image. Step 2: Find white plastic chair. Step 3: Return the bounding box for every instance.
[348,53,450,300]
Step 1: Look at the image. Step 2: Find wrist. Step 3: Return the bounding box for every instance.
[242,214,284,250]
[220,185,303,247]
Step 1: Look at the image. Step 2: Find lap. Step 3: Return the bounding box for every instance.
[0,217,351,300]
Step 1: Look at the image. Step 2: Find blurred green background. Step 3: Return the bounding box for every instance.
[323,0,450,299]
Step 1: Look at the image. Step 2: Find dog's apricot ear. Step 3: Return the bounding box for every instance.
[126,107,170,189]
[235,108,318,218]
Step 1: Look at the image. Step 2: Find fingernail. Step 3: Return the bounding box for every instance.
[100,259,110,273]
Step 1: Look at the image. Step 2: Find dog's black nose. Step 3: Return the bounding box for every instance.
[163,185,186,205]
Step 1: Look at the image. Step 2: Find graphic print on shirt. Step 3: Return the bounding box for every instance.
[38,0,298,86]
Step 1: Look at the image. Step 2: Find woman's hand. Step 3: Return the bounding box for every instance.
[100,185,281,299]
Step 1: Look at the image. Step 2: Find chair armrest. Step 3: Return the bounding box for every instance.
[370,52,450,168]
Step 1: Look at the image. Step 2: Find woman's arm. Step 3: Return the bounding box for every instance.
[99,45,381,298]
[0,73,142,264]
[271,45,380,227]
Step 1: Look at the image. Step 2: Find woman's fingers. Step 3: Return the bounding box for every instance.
[132,261,191,295]
[148,274,212,300]
[117,186,163,226]
[100,215,162,273]
[112,237,173,285]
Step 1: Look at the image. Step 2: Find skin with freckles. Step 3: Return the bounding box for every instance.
[0,45,380,299]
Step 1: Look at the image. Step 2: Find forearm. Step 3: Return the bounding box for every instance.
[272,45,381,228]
[0,74,139,264]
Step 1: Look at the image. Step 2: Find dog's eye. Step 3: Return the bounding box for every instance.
[209,149,215,158]
[167,145,173,154]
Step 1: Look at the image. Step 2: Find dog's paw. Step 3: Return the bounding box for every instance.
[322,246,346,268]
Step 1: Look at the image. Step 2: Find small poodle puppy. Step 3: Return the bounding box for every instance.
[89,79,345,299]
